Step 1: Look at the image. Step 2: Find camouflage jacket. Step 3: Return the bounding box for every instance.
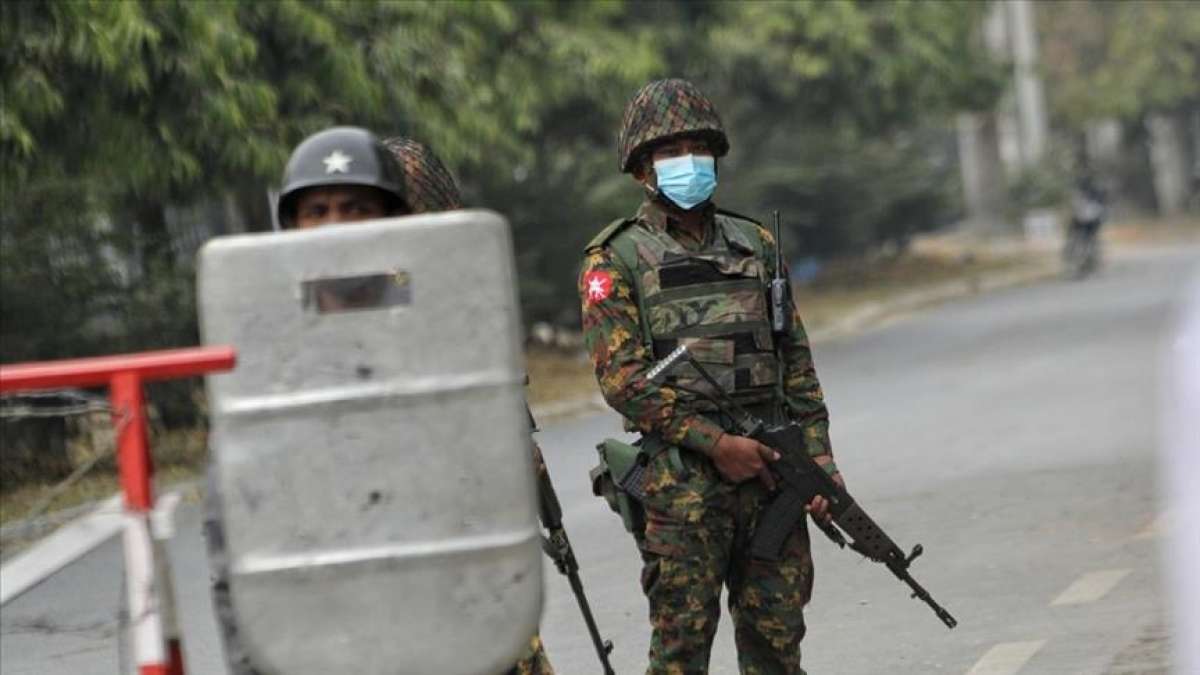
[579,198,837,475]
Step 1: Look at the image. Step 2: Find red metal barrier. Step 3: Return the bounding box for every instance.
[1,346,236,511]
[0,346,237,390]
[0,346,236,675]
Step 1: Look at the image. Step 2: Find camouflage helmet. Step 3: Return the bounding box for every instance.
[617,78,729,173]
[277,126,407,227]
[382,137,464,213]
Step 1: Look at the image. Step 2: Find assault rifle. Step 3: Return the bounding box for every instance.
[528,407,616,674]
[646,347,958,629]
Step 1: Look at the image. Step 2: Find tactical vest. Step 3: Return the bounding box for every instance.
[589,211,781,415]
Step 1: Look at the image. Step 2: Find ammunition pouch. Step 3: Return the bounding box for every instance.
[590,438,648,534]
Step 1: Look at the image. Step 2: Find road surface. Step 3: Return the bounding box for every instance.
[2,243,1195,674]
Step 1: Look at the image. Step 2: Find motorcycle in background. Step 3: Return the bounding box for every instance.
[1063,178,1107,279]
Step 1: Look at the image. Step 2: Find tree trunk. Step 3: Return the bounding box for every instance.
[957,112,1009,234]
[1146,113,1190,217]
[1007,0,1048,168]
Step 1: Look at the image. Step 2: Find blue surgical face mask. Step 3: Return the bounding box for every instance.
[653,154,717,210]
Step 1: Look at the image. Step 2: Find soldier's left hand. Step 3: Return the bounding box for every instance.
[806,495,832,525]
[806,473,844,525]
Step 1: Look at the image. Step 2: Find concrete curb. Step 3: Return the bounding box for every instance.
[807,259,1060,343]
[529,392,608,423]
[0,495,123,604]
[0,486,190,606]
[0,479,203,555]
[1,499,112,549]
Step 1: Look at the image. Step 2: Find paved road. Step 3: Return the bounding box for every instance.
[2,244,1195,674]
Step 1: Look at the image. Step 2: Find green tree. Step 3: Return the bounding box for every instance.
[3,0,1011,358]
[1039,0,1199,213]
[359,1,663,320]
[1041,0,1200,129]
[700,0,1004,257]
[5,2,253,363]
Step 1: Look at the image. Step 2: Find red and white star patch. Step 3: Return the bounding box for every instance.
[584,270,613,303]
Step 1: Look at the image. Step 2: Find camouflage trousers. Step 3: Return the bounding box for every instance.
[637,444,814,675]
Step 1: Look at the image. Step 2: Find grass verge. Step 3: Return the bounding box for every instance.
[1,428,207,529]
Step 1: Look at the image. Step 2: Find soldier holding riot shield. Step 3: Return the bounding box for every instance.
[203,126,413,674]
[201,127,546,674]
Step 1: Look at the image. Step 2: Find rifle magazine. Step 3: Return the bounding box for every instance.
[751,488,809,561]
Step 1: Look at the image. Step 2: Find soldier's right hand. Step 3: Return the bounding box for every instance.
[711,434,779,489]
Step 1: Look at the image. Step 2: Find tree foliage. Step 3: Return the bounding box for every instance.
[1040,0,1200,129]
[2,0,1006,368]
[700,0,1003,259]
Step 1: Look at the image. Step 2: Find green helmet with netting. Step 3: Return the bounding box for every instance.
[382,137,464,214]
[617,78,730,173]
[277,126,407,227]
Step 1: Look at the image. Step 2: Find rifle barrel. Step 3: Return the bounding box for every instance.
[567,571,616,674]
[892,564,958,629]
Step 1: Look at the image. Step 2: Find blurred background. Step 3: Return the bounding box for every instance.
[2,0,1198,520]
[3,4,1200,674]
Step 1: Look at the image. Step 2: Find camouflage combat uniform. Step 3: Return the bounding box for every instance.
[382,137,465,212]
[384,136,555,675]
[579,80,839,674]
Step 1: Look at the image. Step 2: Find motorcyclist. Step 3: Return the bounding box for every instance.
[1064,175,1107,277]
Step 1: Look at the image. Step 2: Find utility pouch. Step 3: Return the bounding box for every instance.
[590,438,647,533]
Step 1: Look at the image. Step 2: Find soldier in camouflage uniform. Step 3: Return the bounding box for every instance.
[579,79,846,674]
[382,135,556,675]
[382,136,465,212]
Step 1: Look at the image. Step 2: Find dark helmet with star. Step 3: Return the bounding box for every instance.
[616,78,729,174]
[382,136,464,214]
[277,126,408,228]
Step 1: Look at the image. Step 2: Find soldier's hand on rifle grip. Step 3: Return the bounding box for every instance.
[712,434,779,489]
[805,495,832,525]
[805,473,843,525]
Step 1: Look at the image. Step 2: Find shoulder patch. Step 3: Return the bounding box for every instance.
[582,269,614,303]
[584,217,635,253]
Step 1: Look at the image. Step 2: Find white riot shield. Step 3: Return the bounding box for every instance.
[197,210,541,675]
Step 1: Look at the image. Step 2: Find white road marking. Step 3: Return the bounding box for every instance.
[965,640,1046,675]
[1051,569,1132,606]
